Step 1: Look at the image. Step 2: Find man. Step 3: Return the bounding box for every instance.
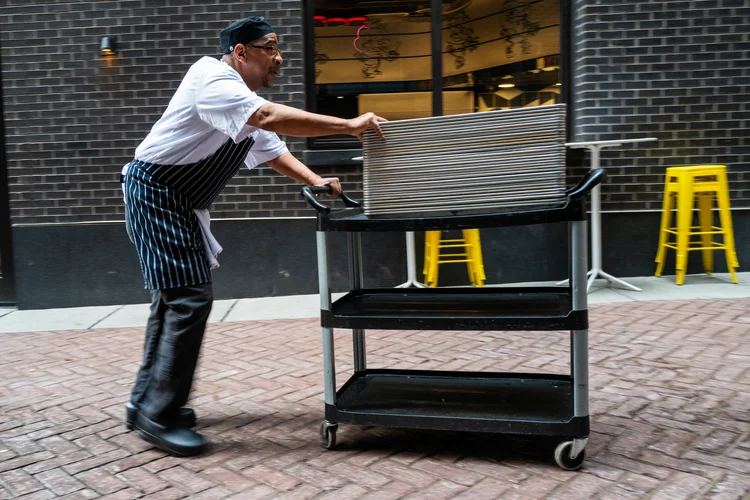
[122,15,386,457]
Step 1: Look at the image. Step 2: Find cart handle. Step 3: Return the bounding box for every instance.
[566,168,606,202]
[301,186,361,213]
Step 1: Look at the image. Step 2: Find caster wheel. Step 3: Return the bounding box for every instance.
[320,421,338,450]
[554,440,585,470]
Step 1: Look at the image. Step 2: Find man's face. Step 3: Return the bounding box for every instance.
[234,33,282,90]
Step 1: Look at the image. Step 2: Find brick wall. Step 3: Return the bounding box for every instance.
[0,0,357,224]
[573,0,750,210]
[4,1,748,223]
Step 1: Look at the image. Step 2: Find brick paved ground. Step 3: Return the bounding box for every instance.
[1,298,749,499]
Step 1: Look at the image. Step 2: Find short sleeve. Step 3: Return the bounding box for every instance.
[245,129,289,169]
[195,67,268,142]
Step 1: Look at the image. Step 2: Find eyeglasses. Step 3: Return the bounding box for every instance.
[247,44,282,57]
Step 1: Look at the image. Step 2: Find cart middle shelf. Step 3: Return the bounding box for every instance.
[322,286,588,331]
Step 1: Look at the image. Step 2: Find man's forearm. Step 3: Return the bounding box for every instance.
[267,152,321,186]
[249,103,351,137]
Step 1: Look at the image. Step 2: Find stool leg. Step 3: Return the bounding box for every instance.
[472,230,486,287]
[424,231,438,287]
[431,231,442,287]
[462,230,476,286]
[697,192,714,275]
[433,230,446,288]
[716,170,739,283]
[464,229,486,288]
[655,183,674,277]
[675,176,694,285]
[423,231,433,280]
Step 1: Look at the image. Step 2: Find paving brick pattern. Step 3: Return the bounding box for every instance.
[1,298,749,499]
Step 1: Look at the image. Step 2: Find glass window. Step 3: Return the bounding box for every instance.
[311,0,433,147]
[309,0,560,148]
[442,0,561,113]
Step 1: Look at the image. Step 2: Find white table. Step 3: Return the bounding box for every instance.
[396,231,428,288]
[563,138,658,292]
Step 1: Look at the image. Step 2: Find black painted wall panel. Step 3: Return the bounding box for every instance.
[12,219,408,309]
[14,213,748,309]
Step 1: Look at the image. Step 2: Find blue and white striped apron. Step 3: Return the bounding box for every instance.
[124,136,255,290]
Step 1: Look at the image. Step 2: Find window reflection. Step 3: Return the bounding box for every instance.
[442,0,560,112]
[312,0,560,144]
[314,0,433,124]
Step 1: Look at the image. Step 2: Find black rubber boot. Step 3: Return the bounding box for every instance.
[125,403,197,430]
[132,412,207,457]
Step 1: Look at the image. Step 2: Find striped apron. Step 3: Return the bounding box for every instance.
[124,136,255,290]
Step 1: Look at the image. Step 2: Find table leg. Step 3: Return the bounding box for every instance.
[396,231,428,288]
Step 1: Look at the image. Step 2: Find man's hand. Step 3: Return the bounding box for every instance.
[313,177,342,197]
[347,112,387,141]
[267,153,343,197]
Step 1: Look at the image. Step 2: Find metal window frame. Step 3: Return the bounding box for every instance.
[560,0,573,137]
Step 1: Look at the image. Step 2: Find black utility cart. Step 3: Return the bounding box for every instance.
[301,166,604,471]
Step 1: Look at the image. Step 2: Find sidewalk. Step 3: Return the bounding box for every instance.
[1,273,749,333]
[1,273,749,499]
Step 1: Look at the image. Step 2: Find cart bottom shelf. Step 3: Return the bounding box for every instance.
[327,369,588,436]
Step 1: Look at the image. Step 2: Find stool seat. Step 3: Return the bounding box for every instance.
[423,229,486,287]
[655,165,739,285]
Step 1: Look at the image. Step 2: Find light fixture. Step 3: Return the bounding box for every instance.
[497,83,515,89]
[100,36,116,55]
[337,96,344,99]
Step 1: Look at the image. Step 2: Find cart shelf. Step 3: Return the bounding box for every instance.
[327,369,589,436]
[323,287,587,331]
[303,169,606,233]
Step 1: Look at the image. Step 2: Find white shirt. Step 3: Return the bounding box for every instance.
[134,56,288,168]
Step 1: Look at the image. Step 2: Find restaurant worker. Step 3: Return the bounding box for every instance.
[122,15,386,457]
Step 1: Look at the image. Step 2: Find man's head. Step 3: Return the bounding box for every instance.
[220,16,282,91]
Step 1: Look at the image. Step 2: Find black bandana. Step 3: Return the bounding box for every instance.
[219,16,275,54]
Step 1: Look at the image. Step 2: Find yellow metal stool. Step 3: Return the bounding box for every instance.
[655,165,739,285]
[423,229,486,287]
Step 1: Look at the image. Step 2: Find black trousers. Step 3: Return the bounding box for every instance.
[129,283,213,424]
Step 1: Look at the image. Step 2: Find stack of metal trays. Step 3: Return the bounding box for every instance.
[361,104,567,217]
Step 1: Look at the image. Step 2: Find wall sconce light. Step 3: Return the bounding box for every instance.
[100,36,116,55]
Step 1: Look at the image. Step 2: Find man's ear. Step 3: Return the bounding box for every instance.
[233,43,246,60]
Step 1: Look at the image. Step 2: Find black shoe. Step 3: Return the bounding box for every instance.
[132,412,207,457]
[125,403,197,430]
